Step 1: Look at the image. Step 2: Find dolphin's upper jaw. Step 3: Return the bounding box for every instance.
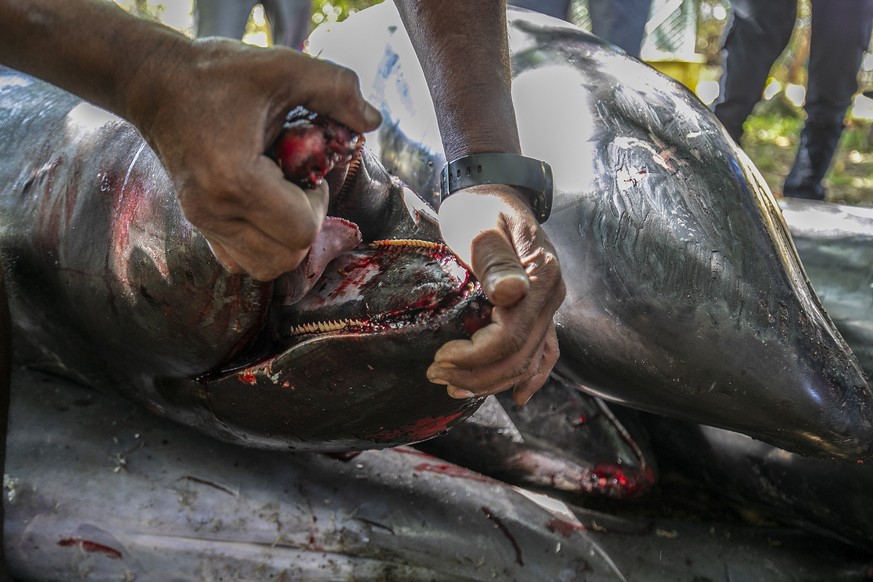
[281,239,490,344]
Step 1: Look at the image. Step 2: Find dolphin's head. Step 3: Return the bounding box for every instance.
[197,237,490,451]
[163,147,491,451]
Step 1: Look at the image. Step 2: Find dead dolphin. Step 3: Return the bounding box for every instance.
[6,367,873,581]
[633,198,873,553]
[308,4,873,460]
[417,376,658,499]
[0,68,490,451]
[644,413,873,553]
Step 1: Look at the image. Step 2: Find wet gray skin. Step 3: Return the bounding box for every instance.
[0,69,489,451]
[7,368,873,581]
[632,200,873,552]
[309,4,873,460]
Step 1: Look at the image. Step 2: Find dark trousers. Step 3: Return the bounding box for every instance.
[508,0,652,58]
[195,0,312,49]
[713,0,873,199]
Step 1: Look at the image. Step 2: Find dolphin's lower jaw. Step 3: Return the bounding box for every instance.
[170,240,491,451]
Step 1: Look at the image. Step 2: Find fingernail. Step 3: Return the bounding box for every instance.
[448,387,475,399]
[431,360,457,370]
[363,105,382,128]
[515,393,532,406]
[485,270,529,305]
[428,369,449,385]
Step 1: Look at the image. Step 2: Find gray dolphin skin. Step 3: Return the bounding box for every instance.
[309,4,873,460]
[6,369,873,581]
[629,200,873,553]
[5,3,873,578]
[0,69,493,451]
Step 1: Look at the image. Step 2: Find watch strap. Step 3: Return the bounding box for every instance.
[439,153,553,223]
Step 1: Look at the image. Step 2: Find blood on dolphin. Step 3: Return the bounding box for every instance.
[0,69,489,451]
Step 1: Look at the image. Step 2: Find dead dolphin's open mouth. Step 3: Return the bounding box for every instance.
[184,110,494,450]
[195,236,492,451]
[283,239,490,340]
[209,238,491,377]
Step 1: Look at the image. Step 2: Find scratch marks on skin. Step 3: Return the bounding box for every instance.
[598,129,748,311]
[121,143,146,198]
[57,537,123,560]
[110,141,170,293]
[480,506,524,566]
[180,475,239,497]
[611,136,684,181]
[355,517,395,535]
[55,524,130,562]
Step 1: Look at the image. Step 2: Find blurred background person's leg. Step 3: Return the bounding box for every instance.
[195,0,311,49]
[712,0,796,143]
[195,0,255,41]
[783,0,873,199]
[507,0,651,58]
[508,0,572,21]
[262,0,312,49]
[588,0,652,58]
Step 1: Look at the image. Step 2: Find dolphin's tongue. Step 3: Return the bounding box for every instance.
[266,108,365,306]
[273,216,362,306]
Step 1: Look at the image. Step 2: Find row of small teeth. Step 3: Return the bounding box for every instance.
[370,239,448,251]
[289,240,451,336]
[290,318,366,336]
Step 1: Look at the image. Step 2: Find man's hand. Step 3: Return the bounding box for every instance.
[125,38,381,281]
[0,0,382,282]
[428,185,565,405]
[394,0,566,405]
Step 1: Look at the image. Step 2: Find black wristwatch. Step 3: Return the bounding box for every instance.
[439,153,554,223]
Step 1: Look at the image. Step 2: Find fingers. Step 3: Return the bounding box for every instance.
[511,326,559,405]
[136,40,369,282]
[428,295,558,399]
[470,230,529,307]
[185,161,330,281]
[288,54,382,134]
[433,184,565,404]
[242,157,330,253]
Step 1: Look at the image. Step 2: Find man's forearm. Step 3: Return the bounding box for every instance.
[394,0,521,160]
[0,0,188,125]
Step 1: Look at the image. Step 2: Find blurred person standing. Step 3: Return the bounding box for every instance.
[713,0,873,200]
[508,0,653,58]
[196,0,313,49]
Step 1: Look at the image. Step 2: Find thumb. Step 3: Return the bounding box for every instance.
[437,189,531,307]
[470,230,530,307]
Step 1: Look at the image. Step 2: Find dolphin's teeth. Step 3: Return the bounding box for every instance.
[370,239,448,252]
[290,318,366,336]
